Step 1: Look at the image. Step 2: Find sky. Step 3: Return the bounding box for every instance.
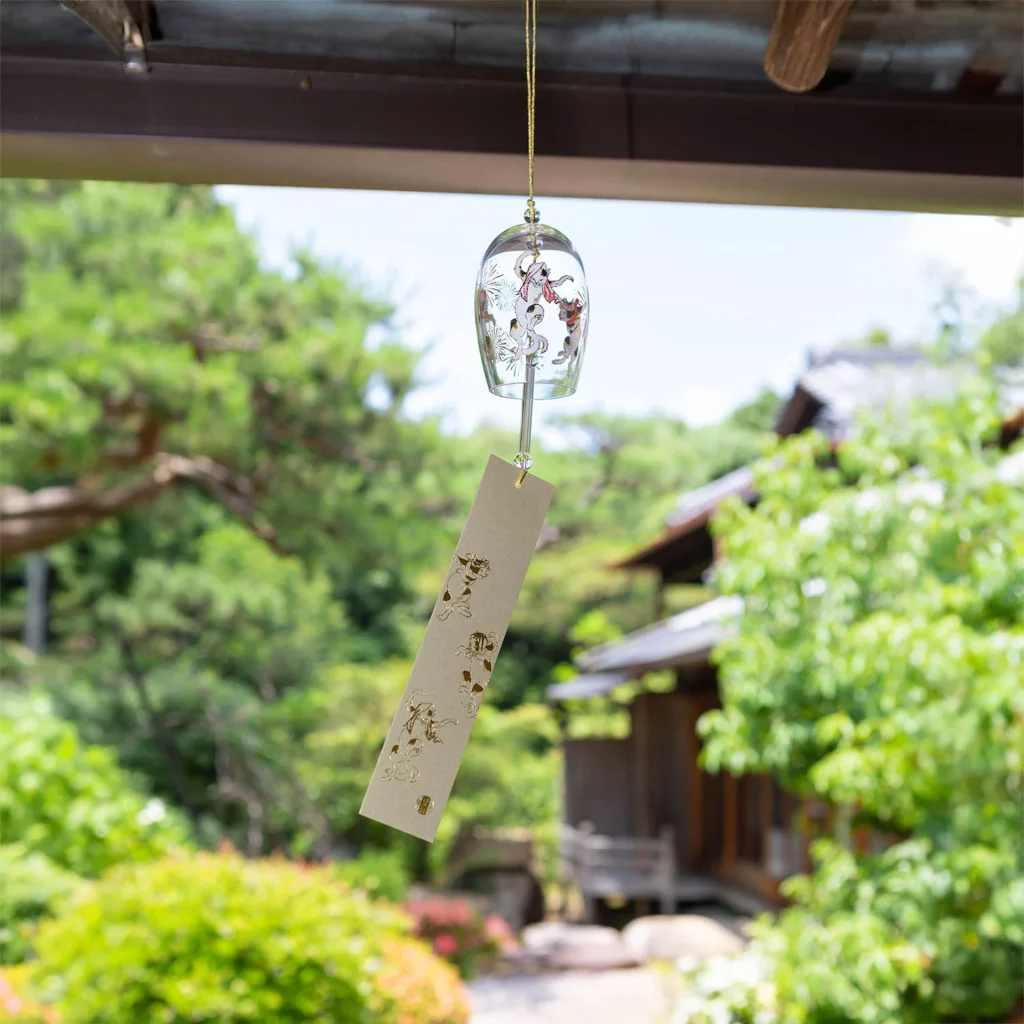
[218,186,1023,435]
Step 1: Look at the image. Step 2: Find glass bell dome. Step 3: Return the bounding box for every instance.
[474,218,589,400]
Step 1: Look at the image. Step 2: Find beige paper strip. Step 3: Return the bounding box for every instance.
[360,455,554,841]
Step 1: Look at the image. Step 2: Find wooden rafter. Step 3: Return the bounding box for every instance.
[764,0,855,94]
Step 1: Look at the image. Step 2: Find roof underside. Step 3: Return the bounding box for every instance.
[564,445,1024,696]
[573,594,743,677]
[619,354,1024,573]
[2,0,1021,212]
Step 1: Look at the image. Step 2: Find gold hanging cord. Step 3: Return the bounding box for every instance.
[516,0,538,489]
[524,0,538,229]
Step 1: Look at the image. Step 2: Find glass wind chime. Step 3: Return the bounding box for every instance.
[473,0,589,484]
[361,0,587,842]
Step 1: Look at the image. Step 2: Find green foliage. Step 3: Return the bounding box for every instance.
[28,851,452,1024]
[0,848,80,965]
[0,178,457,652]
[560,669,677,741]
[698,387,1024,1022]
[0,696,188,879]
[753,839,1024,1023]
[863,326,893,348]
[42,523,360,856]
[334,848,412,905]
[728,387,783,434]
[977,280,1024,366]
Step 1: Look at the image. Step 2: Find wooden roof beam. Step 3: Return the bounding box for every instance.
[59,0,151,72]
[764,0,854,93]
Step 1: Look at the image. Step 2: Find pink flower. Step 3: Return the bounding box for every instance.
[432,933,458,957]
[425,901,448,923]
[485,916,517,951]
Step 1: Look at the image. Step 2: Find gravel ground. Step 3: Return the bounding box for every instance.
[469,968,671,1024]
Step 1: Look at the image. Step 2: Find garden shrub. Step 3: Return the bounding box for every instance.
[0,847,80,964]
[29,850,455,1024]
[403,894,515,979]
[333,847,411,904]
[375,937,471,1024]
[0,696,189,878]
[0,967,59,1024]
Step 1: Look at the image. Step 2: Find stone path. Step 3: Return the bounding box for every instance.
[468,968,670,1024]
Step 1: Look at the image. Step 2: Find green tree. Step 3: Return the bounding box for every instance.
[699,387,1024,1022]
[978,280,1024,367]
[728,387,783,434]
[40,525,358,854]
[0,181,465,858]
[0,180,455,642]
[0,696,189,961]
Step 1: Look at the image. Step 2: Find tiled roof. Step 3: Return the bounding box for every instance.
[546,672,630,702]
[573,595,743,676]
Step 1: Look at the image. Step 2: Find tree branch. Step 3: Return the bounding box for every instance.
[118,636,201,830]
[1,453,280,560]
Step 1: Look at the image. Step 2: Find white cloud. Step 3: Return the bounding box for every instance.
[677,386,736,427]
[902,215,1024,304]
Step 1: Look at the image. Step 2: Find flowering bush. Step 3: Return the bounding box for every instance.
[0,698,190,963]
[696,394,1024,1022]
[672,948,774,1024]
[0,697,189,878]
[0,968,60,1024]
[376,937,471,1024]
[403,895,516,978]
[28,850,456,1024]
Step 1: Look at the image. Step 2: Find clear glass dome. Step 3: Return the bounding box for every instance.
[474,220,589,400]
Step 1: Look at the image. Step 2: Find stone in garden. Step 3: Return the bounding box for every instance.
[521,922,623,952]
[520,922,639,971]
[621,915,745,963]
[546,942,640,971]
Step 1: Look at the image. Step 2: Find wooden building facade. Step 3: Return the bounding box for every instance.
[554,594,810,904]
[549,350,1024,909]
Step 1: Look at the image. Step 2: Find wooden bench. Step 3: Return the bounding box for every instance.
[561,822,675,922]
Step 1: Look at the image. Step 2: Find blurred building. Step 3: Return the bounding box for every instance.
[549,349,1024,917]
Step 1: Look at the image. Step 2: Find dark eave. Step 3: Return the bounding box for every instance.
[613,507,716,579]
[773,383,822,438]
[1,0,1021,211]
[618,362,1024,577]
